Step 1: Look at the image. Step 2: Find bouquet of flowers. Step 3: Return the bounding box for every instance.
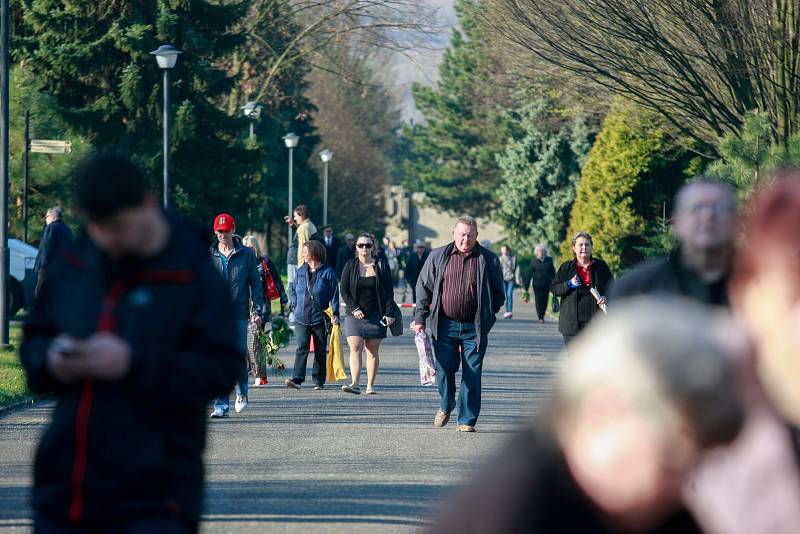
[257,317,293,374]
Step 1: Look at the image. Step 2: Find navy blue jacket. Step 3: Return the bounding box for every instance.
[34,219,73,274]
[290,263,339,325]
[20,215,242,526]
[210,238,265,320]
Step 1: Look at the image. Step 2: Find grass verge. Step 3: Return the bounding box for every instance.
[0,326,27,408]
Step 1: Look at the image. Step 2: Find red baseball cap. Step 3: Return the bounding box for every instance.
[213,213,235,232]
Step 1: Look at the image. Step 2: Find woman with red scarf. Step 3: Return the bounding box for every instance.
[551,232,613,347]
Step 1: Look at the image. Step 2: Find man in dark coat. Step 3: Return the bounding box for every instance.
[523,244,556,323]
[414,216,504,432]
[34,206,73,296]
[404,239,429,303]
[321,225,341,272]
[336,233,355,278]
[610,180,736,307]
[21,155,241,533]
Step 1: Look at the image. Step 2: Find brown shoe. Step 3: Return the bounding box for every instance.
[457,424,476,432]
[434,410,450,427]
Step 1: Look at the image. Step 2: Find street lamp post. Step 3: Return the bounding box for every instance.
[241,101,262,141]
[282,133,300,248]
[150,44,182,209]
[0,0,9,345]
[319,149,333,227]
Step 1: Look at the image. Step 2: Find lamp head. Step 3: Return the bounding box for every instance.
[241,101,263,120]
[283,132,300,149]
[150,44,182,69]
[320,149,334,163]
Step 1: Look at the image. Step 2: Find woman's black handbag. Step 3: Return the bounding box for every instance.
[551,296,560,313]
[386,301,403,336]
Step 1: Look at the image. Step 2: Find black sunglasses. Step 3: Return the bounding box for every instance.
[356,243,373,249]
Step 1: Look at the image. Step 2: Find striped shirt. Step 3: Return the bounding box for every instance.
[441,246,479,322]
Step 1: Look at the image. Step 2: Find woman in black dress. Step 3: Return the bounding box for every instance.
[339,234,396,394]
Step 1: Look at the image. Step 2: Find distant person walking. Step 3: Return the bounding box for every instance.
[210,213,265,417]
[336,233,355,279]
[551,232,613,346]
[404,239,429,303]
[34,206,73,296]
[322,225,341,272]
[339,234,396,395]
[21,154,241,532]
[383,236,400,287]
[499,245,522,319]
[524,244,556,323]
[414,216,504,432]
[286,241,340,390]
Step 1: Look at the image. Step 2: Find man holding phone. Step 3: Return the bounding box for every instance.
[20,155,242,533]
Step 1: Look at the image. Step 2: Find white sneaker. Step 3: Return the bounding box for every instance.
[234,395,248,413]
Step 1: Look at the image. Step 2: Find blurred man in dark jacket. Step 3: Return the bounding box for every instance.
[336,233,355,278]
[404,239,429,303]
[321,225,341,272]
[21,154,241,533]
[523,244,556,323]
[34,206,73,296]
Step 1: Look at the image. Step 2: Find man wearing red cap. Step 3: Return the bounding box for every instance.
[210,213,265,417]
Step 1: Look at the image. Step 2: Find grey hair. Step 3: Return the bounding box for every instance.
[47,206,63,219]
[454,215,478,230]
[556,297,744,448]
[241,235,262,257]
[572,232,592,247]
[535,244,547,253]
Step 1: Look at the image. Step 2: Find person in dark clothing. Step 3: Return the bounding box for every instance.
[414,216,505,432]
[611,180,736,307]
[339,233,396,395]
[34,206,73,296]
[20,154,241,533]
[523,244,556,322]
[321,225,341,272]
[209,214,264,417]
[404,239,429,303]
[430,299,744,534]
[285,240,339,390]
[336,233,355,279]
[551,232,613,346]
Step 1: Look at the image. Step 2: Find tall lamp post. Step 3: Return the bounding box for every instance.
[283,132,300,248]
[241,101,262,140]
[151,44,182,209]
[319,149,333,227]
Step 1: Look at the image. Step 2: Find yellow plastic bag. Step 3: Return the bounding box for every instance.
[326,307,347,382]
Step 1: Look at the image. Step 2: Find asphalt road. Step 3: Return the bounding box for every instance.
[0,295,563,533]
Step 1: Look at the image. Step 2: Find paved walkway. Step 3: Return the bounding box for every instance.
[0,295,563,533]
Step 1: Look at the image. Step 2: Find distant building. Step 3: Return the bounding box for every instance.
[383,186,506,248]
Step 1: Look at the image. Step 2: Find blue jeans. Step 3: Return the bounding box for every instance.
[504,280,515,313]
[433,317,488,426]
[214,319,250,412]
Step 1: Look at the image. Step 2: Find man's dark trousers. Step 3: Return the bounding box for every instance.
[433,317,488,426]
[533,285,549,320]
[291,322,328,386]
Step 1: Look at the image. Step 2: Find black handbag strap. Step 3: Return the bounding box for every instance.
[305,267,331,335]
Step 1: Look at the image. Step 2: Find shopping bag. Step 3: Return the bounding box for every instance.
[415,330,436,386]
[326,308,348,382]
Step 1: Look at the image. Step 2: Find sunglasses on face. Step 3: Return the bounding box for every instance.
[356,243,373,249]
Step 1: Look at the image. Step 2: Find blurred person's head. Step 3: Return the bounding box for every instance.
[293,205,309,225]
[302,240,326,266]
[356,233,376,262]
[535,244,547,258]
[453,216,478,254]
[572,232,593,263]
[45,206,63,225]
[74,154,168,260]
[345,233,355,248]
[672,179,737,257]
[500,245,511,257]
[213,213,235,249]
[731,171,800,425]
[414,239,426,254]
[323,225,333,238]
[242,235,261,257]
[554,298,743,531]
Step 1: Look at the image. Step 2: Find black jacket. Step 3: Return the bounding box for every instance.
[340,258,395,317]
[210,237,265,320]
[336,244,355,278]
[20,216,242,527]
[34,219,73,275]
[404,251,429,288]
[323,236,341,270]
[551,258,614,335]
[415,243,504,345]
[609,250,729,307]
[526,256,556,289]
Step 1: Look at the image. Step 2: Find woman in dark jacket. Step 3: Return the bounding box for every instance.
[551,232,613,346]
[339,233,396,395]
